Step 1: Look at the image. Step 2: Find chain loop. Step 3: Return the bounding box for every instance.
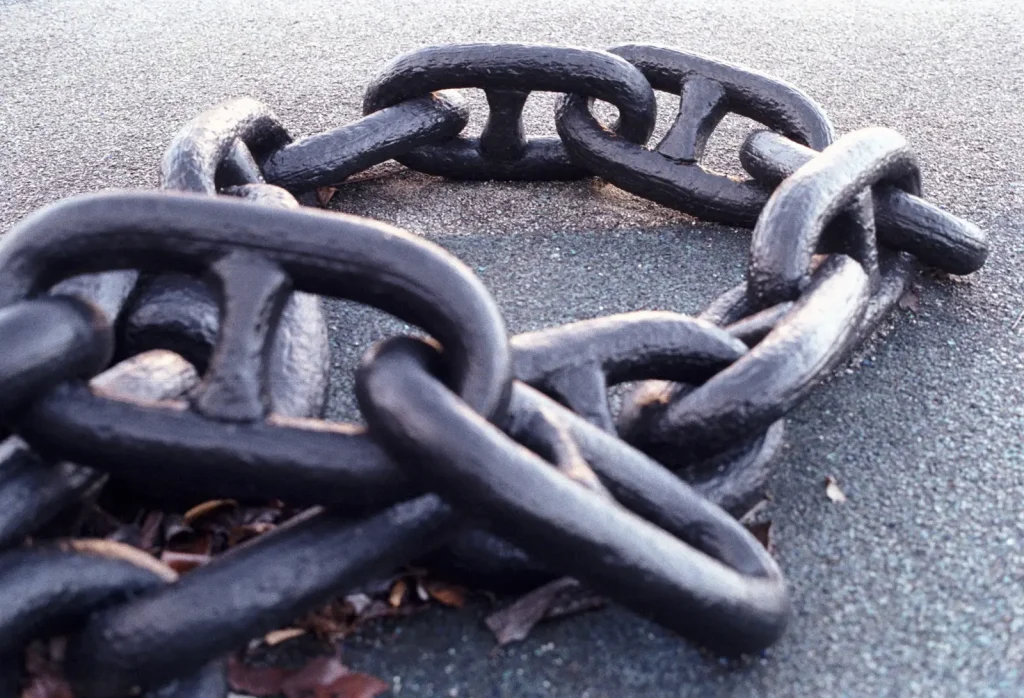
[556,44,834,224]
[357,336,790,655]
[363,43,657,180]
[0,43,992,688]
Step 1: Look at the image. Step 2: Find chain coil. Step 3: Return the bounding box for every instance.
[0,42,987,696]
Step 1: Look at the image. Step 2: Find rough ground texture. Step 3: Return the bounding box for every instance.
[1,0,1023,696]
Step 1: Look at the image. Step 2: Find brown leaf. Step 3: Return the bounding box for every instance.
[316,673,389,698]
[160,550,211,574]
[264,628,307,646]
[744,520,774,552]
[280,657,388,698]
[184,499,238,525]
[825,476,848,504]
[543,584,607,620]
[898,286,920,313]
[388,579,407,608]
[425,581,466,608]
[485,576,578,646]
[227,656,289,696]
[228,521,276,547]
[316,187,337,207]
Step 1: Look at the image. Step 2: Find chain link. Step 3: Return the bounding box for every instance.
[0,42,988,696]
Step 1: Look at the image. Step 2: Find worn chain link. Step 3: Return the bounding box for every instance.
[0,42,987,696]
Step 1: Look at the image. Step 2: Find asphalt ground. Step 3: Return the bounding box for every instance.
[1,0,1023,696]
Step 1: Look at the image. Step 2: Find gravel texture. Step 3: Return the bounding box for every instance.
[1,0,1023,696]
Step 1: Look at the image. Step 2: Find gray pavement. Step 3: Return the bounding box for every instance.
[1,0,1023,696]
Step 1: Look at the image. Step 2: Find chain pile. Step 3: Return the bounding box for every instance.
[0,44,988,697]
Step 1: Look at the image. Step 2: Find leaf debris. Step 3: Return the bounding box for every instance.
[825,476,848,503]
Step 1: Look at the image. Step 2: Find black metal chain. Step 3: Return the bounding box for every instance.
[0,43,988,697]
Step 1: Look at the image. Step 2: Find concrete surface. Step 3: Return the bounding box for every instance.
[1,0,1023,696]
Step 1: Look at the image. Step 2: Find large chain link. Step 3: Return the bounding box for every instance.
[0,43,987,696]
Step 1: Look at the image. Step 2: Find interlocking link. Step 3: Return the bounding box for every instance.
[0,41,991,694]
[0,351,198,549]
[740,129,989,274]
[363,43,657,179]
[1,190,510,508]
[144,100,332,418]
[357,337,789,655]
[0,297,112,415]
[556,44,834,224]
[0,540,228,698]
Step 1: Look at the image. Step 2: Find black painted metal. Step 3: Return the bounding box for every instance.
[556,44,834,225]
[740,129,988,274]
[357,337,789,655]
[0,351,198,549]
[0,540,227,698]
[0,42,992,692]
[1,190,509,509]
[146,99,332,418]
[262,95,470,190]
[63,497,458,697]
[0,297,112,417]
[363,43,657,180]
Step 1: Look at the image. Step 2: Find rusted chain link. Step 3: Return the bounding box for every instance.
[0,42,987,697]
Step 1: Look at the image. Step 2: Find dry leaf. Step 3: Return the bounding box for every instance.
[316,187,337,207]
[160,550,211,574]
[313,672,389,698]
[227,657,290,696]
[898,286,920,312]
[543,585,607,620]
[825,476,848,503]
[485,577,579,646]
[425,581,467,608]
[229,521,276,547]
[744,520,774,552]
[388,579,407,608]
[280,657,388,698]
[184,499,238,525]
[264,628,307,646]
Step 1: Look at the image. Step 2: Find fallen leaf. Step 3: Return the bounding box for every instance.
[316,187,337,207]
[898,286,920,313]
[485,576,578,646]
[744,520,774,552]
[313,672,389,698]
[184,499,238,525]
[425,581,467,608]
[279,656,388,698]
[160,550,211,574]
[542,584,607,620]
[138,510,165,551]
[228,521,277,547]
[825,476,848,504]
[388,579,407,608]
[264,628,307,646]
[227,656,289,696]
